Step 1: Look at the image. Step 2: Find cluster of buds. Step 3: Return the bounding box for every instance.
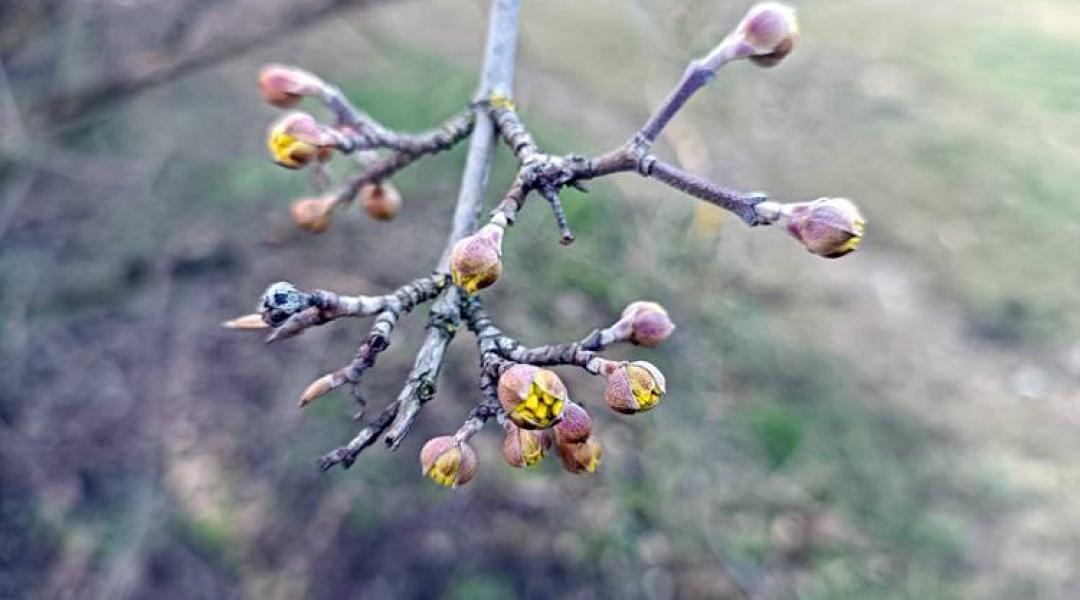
[450,222,504,293]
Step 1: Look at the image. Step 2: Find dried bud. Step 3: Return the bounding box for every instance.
[289,197,334,233]
[621,301,676,347]
[557,437,603,474]
[420,436,478,488]
[450,223,503,294]
[553,401,592,444]
[360,182,402,221]
[267,112,337,169]
[257,64,325,108]
[259,281,313,326]
[602,360,666,415]
[783,197,865,258]
[502,422,548,468]
[497,364,568,430]
[222,314,269,330]
[737,3,799,67]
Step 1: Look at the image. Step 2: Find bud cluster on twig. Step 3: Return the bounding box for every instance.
[227,1,866,488]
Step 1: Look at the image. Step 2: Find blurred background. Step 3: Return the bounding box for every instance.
[2,0,1079,598]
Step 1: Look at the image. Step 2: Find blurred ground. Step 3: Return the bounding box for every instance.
[2,0,1080,599]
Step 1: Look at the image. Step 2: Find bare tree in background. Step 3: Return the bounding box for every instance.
[228,0,865,487]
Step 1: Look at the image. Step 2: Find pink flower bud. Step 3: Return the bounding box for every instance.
[502,422,548,468]
[737,3,799,67]
[557,437,603,474]
[420,436,477,488]
[359,182,402,221]
[497,364,568,430]
[784,197,865,258]
[602,360,666,415]
[621,301,676,347]
[553,401,592,444]
[289,196,334,233]
[267,112,338,169]
[450,223,503,294]
[258,64,324,108]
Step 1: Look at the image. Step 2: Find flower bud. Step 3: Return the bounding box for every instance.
[267,112,337,169]
[737,3,799,68]
[602,360,666,415]
[553,401,592,444]
[420,436,478,488]
[557,437,602,474]
[497,364,568,430]
[257,64,325,108]
[289,197,334,233]
[783,197,865,258]
[502,422,548,468]
[450,223,503,294]
[360,182,402,221]
[259,281,313,326]
[621,301,676,347]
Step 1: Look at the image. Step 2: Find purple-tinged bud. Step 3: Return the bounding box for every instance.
[502,422,548,468]
[497,364,568,430]
[783,197,865,258]
[621,301,676,347]
[289,196,334,233]
[557,437,603,474]
[420,436,478,488]
[737,3,799,68]
[359,182,402,221]
[602,360,666,415]
[450,223,503,294]
[267,112,338,169]
[553,401,592,444]
[257,64,325,108]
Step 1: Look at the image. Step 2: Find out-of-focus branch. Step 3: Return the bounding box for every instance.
[40,0,393,121]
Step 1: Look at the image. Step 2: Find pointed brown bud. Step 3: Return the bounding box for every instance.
[602,360,666,415]
[360,182,402,221]
[289,196,334,233]
[299,373,336,407]
[502,422,548,468]
[497,364,568,430]
[257,64,325,108]
[783,197,865,258]
[223,314,269,330]
[450,223,503,294]
[420,436,478,488]
[557,437,603,474]
[621,301,676,347]
[553,401,592,444]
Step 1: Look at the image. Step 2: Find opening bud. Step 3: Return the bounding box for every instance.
[360,182,402,221]
[553,401,592,444]
[737,3,799,67]
[557,437,603,474]
[267,112,338,169]
[621,301,676,347]
[783,197,865,258]
[602,360,667,415]
[257,64,325,108]
[259,281,313,326]
[420,436,478,488]
[289,197,334,233]
[502,422,549,468]
[497,364,568,430]
[450,223,503,294]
